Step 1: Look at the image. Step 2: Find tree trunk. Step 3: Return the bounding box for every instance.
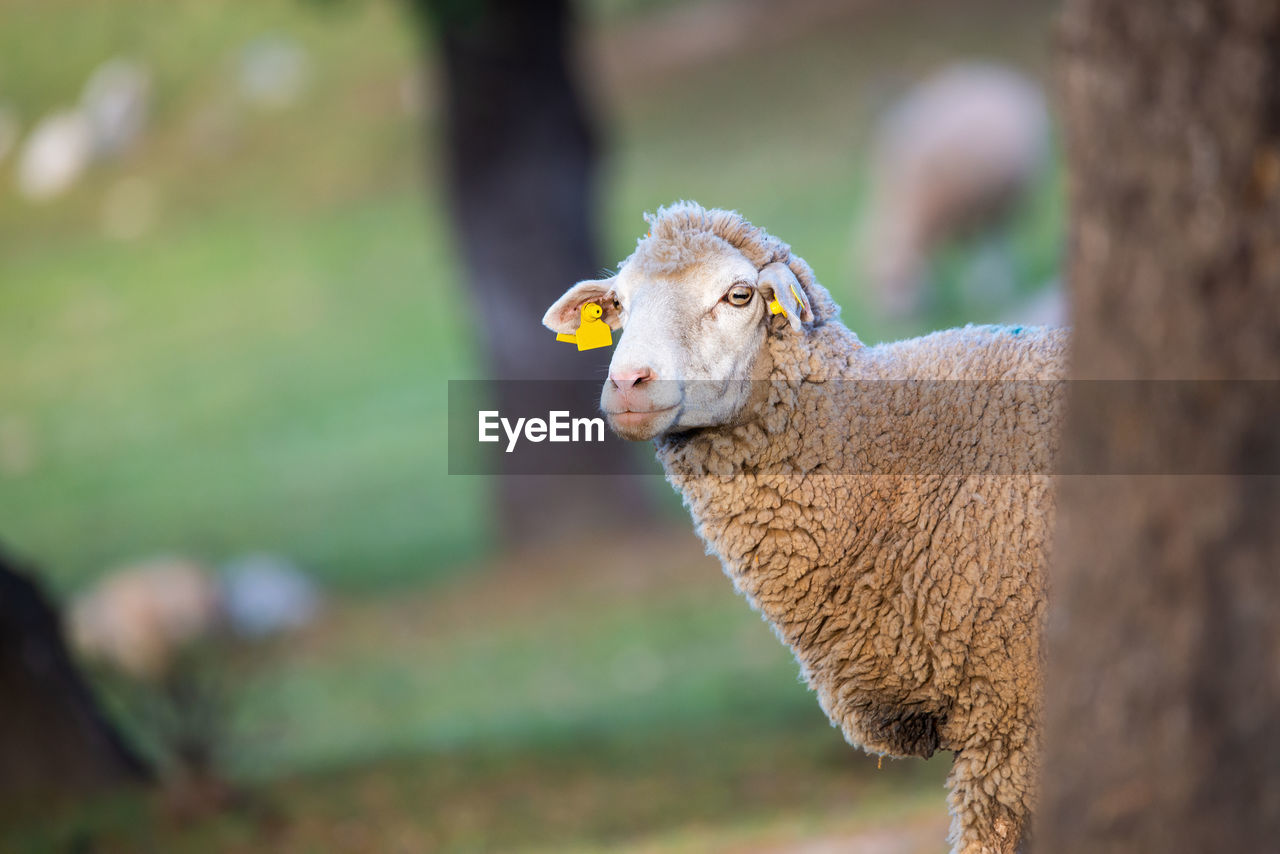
[0,550,150,796]
[406,0,654,546]
[1040,1,1280,851]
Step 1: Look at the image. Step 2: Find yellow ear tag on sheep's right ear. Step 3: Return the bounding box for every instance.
[554,302,613,351]
[768,283,807,319]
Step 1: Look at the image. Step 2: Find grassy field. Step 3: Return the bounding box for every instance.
[0,0,1061,593]
[4,538,955,852]
[0,0,1059,849]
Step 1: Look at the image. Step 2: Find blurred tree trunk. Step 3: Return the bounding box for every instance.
[406,0,654,547]
[0,551,150,795]
[1041,1,1280,851]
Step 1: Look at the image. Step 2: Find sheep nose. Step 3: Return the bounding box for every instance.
[609,366,655,390]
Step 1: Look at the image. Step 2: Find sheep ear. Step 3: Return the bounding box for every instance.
[758,262,812,332]
[542,277,621,334]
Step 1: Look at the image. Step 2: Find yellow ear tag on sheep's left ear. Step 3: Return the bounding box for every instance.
[554,302,613,351]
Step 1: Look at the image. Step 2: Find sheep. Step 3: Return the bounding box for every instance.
[68,557,223,682]
[220,553,321,638]
[81,58,152,159]
[16,109,94,202]
[68,555,322,679]
[543,202,1067,854]
[860,63,1051,317]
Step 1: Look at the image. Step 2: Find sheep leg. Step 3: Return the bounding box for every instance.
[944,738,1034,854]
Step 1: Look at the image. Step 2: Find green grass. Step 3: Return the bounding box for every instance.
[6,724,951,853]
[1,192,487,590]
[0,0,484,591]
[0,0,1061,594]
[229,573,807,776]
[3,548,953,852]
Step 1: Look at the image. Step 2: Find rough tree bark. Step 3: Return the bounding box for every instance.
[1040,1,1280,851]
[0,550,150,796]
[406,0,654,546]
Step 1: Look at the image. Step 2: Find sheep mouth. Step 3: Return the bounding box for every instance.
[604,405,680,440]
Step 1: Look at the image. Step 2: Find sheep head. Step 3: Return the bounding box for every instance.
[543,202,818,441]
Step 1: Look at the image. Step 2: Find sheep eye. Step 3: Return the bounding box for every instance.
[724,285,754,307]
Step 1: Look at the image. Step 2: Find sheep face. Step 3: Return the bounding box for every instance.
[544,240,807,441]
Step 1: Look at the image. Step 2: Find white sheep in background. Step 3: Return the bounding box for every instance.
[860,62,1051,317]
[68,553,324,682]
[220,553,321,639]
[16,109,94,201]
[545,202,1067,854]
[69,557,223,682]
[81,58,152,159]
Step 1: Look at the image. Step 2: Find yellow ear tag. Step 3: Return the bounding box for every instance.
[554,302,613,351]
[767,284,807,320]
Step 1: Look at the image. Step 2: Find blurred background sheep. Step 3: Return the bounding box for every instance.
[15,57,151,202]
[69,557,223,683]
[65,554,320,802]
[859,62,1053,320]
[68,554,322,681]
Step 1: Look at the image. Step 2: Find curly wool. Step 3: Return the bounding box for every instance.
[622,201,841,325]
[640,205,1067,854]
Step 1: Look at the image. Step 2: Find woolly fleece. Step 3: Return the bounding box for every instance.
[632,203,1067,854]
